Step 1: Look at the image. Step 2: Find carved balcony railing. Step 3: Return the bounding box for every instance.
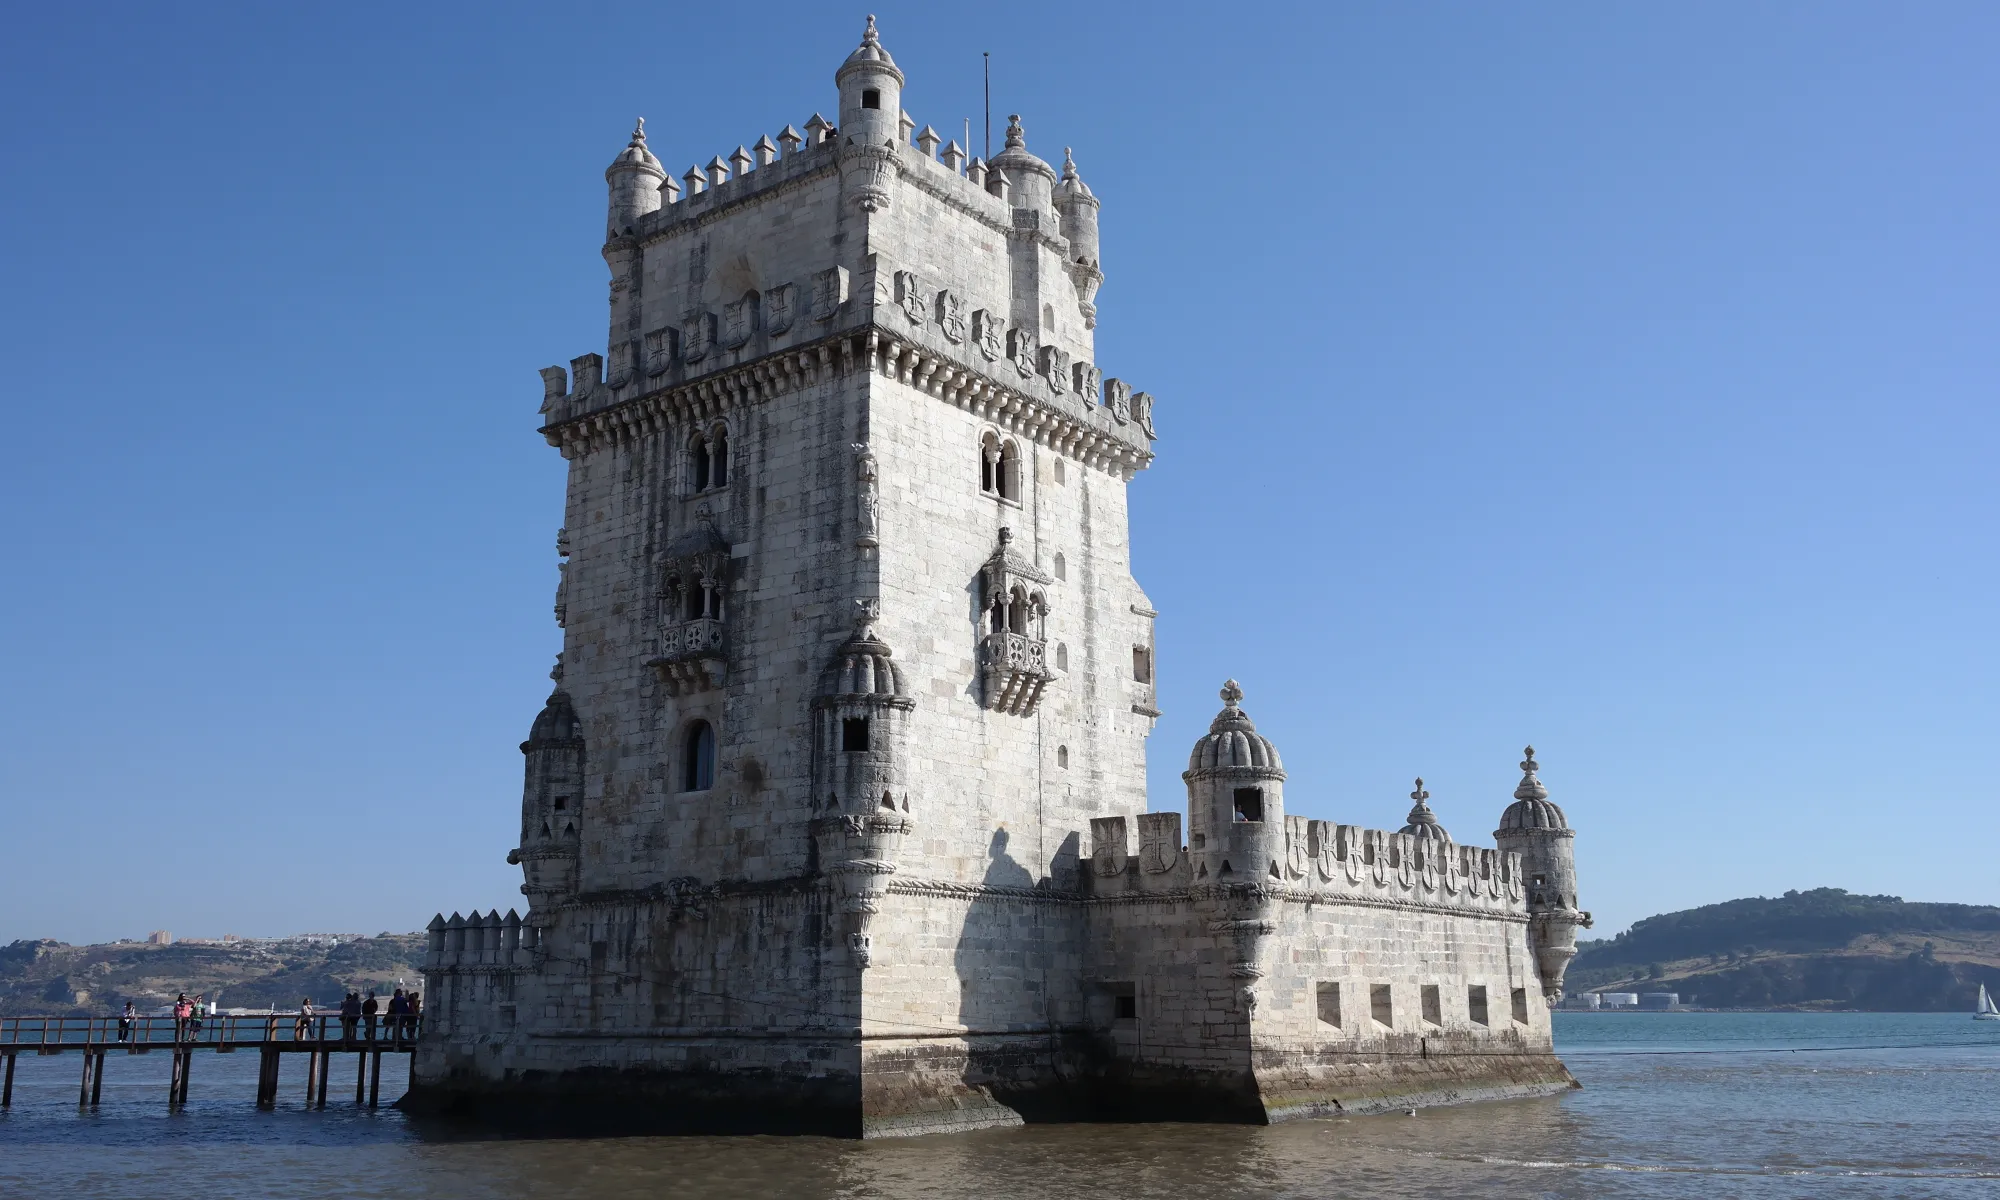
[648,617,726,695]
[979,630,1052,716]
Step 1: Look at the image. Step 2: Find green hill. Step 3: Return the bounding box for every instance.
[0,935,425,1016]
[1571,888,2000,1011]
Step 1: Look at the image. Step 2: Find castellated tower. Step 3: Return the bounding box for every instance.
[1495,748,1593,1003]
[414,18,1582,1135]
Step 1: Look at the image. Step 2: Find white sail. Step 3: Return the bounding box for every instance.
[1976,983,1999,1019]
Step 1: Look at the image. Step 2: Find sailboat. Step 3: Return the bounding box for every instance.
[1976,983,1999,1021]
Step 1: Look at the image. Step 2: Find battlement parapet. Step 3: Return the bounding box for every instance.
[423,909,539,973]
[1087,812,1525,917]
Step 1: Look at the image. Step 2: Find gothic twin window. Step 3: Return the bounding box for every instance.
[667,573,724,622]
[979,431,1021,502]
[690,424,730,493]
[683,720,716,792]
[983,584,1046,641]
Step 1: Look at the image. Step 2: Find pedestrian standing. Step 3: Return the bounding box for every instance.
[339,990,360,1042]
[117,1000,136,1042]
[172,993,191,1041]
[386,989,408,1046]
[362,989,380,1041]
[295,998,315,1041]
[406,990,422,1039]
[189,993,205,1038]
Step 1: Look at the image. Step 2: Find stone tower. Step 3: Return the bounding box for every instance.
[1495,747,1592,1003]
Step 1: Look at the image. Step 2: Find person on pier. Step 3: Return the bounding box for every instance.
[362,990,380,1040]
[173,993,192,1041]
[117,1000,136,1043]
[339,990,360,1042]
[295,997,315,1041]
[386,989,409,1045]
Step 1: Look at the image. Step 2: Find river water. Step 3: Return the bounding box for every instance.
[3,1013,1996,1198]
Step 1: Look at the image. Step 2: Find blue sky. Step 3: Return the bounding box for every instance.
[1,3,1993,945]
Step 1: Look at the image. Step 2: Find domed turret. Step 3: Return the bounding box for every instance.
[1056,147,1104,326]
[835,15,904,151]
[819,623,907,699]
[512,686,585,908]
[524,689,581,748]
[1493,747,1590,1005]
[989,115,1056,214]
[1399,778,1451,843]
[812,608,914,815]
[604,118,665,238]
[1182,680,1287,882]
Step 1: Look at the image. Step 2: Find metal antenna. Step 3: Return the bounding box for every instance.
[983,51,991,160]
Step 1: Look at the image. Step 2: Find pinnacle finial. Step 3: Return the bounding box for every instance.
[629,118,647,147]
[1514,746,1549,802]
[1411,777,1430,807]
[1220,679,1243,707]
[1062,146,1077,178]
[863,13,879,44]
[1005,114,1025,149]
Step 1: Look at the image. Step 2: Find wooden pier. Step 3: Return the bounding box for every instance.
[0,1014,421,1110]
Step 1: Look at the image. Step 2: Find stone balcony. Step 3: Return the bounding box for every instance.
[648,617,726,695]
[979,630,1051,716]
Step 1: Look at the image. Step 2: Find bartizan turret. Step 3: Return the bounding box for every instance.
[1055,148,1103,328]
[604,118,665,238]
[1184,680,1285,1015]
[835,14,904,211]
[1494,747,1591,1004]
[506,684,584,910]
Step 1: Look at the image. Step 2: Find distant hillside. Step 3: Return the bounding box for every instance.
[0,935,425,1016]
[1571,888,2000,1011]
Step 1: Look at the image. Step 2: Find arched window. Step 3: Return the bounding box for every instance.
[691,435,711,491]
[1057,745,1069,769]
[1053,553,1066,581]
[683,720,716,791]
[979,431,999,495]
[1008,586,1028,635]
[690,426,730,493]
[1054,459,1066,485]
[710,427,729,487]
[1042,302,1055,330]
[1055,642,1068,671]
[998,439,1020,502]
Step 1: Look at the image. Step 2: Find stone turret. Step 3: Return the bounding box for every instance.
[810,607,915,968]
[835,15,904,211]
[506,685,584,909]
[1494,747,1591,1004]
[1399,778,1451,844]
[1183,680,1286,883]
[604,118,665,238]
[1056,148,1103,327]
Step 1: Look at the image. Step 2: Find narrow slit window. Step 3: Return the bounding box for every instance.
[1371,984,1393,1027]
[1468,985,1489,1027]
[683,721,716,791]
[692,440,711,491]
[1421,984,1442,1027]
[1132,646,1152,683]
[1512,987,1530,1024]
[712,430,729,487]
[1055,642,1068,671]
[1056,745,1069,769]
[841,717,870,753]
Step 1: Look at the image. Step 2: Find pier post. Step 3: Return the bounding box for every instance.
[368,1050,381,1107]
[304,1046,319,1105]
[91,1049,105,1107]
[2,1051,13,1107]
[315,1050,330,1109]
[175,1049,192,1106]
[78,1050,94,1107]
[257,1048,279,1107]
[167,1051,182,1107]
[354,1048,367,1104]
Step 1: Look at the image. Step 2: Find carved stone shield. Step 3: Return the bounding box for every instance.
[1132,391,1155,438]
[811,266,848,321]
[1104,377,1132,424]
[972,309,1004,360]
[1040,345,1070,395]
[1310,820,1338,881]
[606,339,636,388]
[765,284,795,336]
[1284,814,1310,880]
[644,327,678,376]
[722,295,755,349]
[1073,361,1101,404]
[1008,327,1038,378]
[936,290,966,343]
[894,271,927,326]
[1137,812,1180,874]
[1090,816,1128,878]
[682,310,714,362]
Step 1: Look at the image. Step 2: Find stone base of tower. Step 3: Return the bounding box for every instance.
[1251,1049,1579,1121]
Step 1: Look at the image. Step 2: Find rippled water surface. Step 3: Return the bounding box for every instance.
[3,1013,1997,1198]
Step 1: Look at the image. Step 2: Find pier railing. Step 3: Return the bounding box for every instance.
[0,1014,423,1110]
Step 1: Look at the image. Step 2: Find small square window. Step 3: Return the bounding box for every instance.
[1512,987,1530,1024]
[1421,984,1442,1027]
[861,89,881,110]
[1371,984,1393,1027]
[552,796,568,811]
[1316,982,1342,1028]
[841,717,870,752]
[1232,788,1263,823]
[1114,994,1136,1021]
[1468,985,1489,1027]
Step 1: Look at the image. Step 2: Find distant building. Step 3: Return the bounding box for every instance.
[1564,992,1602,1010]
[146,930,172,945]
[1600,992,1639,1008]
[1640,992,1680,1010]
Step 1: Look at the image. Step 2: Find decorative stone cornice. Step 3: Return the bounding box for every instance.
[540,328,1154,479]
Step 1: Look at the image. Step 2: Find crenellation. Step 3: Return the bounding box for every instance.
[416,16,1582,1137]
